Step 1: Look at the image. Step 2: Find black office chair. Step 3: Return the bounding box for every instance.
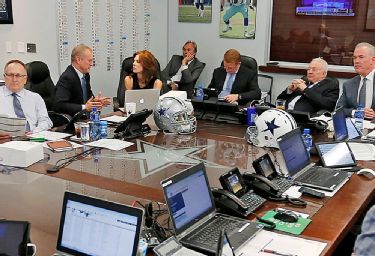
[25,61,55,111]
[114,55,164,110]
[258,74,273,103]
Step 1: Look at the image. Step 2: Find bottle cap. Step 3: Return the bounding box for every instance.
[303,128,310,134]
[92,107,97,112]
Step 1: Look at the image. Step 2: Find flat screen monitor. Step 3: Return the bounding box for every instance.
[296,0,356,16]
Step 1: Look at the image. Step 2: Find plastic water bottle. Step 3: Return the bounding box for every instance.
[89,107,100,141]
[354,105,365,131]
[195,84,204,101]
[302,128,313,155]
[100,120,108,139]
[247,106,257,126]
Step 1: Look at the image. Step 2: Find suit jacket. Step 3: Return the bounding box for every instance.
[277,76,339,113]
[162,55,205,98]
[208,64,261,105]
[54,65,94,117]
[336,73,375,117]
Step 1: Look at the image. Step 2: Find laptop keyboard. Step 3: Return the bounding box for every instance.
[189,216,246,248]
[296,166,336,185]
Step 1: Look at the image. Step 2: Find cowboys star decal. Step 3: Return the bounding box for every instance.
[262,118,280,135]
[157,107,167,117]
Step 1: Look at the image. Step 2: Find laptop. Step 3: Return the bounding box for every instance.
[55,192,144,256]
[124,89,160,130]
[332,108,362,141]
[315,142,357,168]
[161,162,262,255]
[277,128,350,191]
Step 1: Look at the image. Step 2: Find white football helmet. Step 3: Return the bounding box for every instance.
[154,97,197,134]
[247,109,297,148]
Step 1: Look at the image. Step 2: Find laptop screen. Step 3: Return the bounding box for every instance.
[161,162,215,235]
[315,142,356,167]
[333,108,348,141]
[57,192,143,256]
[346,118,361,139]
[277,128,310,177]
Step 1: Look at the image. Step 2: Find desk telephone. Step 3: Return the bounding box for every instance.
[212,168,266,218]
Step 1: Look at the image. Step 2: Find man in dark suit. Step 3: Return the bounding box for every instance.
[208,48,260,105]
[54,44,110,117]
[162,41,205,98]
[277,58,339,113]
[336,42,375,118]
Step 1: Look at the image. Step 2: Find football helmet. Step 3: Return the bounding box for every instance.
[246,109,297,148]
[154,97,197,134]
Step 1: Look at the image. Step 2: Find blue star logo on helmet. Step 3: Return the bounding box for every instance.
[262,118,280,135]
[158,107,167,117]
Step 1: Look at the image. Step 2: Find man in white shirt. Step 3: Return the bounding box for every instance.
[336,42,375,118]
[0,59,52,134]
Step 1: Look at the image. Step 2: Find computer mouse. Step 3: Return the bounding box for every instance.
[357,168,375,179]
[273,210,298,223]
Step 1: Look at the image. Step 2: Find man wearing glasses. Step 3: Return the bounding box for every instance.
[208,48,260,105]
[0,60,52,134]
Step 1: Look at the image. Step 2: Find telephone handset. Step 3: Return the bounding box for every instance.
[212,168,266,218]
[242,173,282,199]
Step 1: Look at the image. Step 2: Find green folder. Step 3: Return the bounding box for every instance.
[260,210,312,235]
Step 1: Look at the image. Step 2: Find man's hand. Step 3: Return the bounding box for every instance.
[182,53,195,66]
[170,82,178,90]
[85,96,103,111]
[224,94,239,103]
[288,79,307,92]
[364,108,375,119]
[95,92,111,107]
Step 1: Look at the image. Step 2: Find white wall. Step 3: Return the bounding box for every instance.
[0,0,59,82]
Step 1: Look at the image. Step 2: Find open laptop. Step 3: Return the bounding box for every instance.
[124,89,160,130]
[161,162,262,255]
[332,107,362,141]
[315,142,357,169]
[55,192,144,256]
[277,128,350,191]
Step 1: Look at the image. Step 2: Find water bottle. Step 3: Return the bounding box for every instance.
[100,120,108,139]
[247,106,257,126]
[302,128,313,155]
[354,105,365,131]
[89,107,100,141]
[195,84,204,101]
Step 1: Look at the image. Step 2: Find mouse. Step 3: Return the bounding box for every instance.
[273,210,298,223]
[357,168,375,179]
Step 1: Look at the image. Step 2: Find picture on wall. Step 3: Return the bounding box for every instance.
[220,0,257,39]
[0,0,13,24]
[365,0,375,30]
[178,0,212,23]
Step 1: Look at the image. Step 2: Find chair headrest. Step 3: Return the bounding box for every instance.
[26,61,50,84]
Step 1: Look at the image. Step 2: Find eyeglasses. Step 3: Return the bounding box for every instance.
[4,73,27,79]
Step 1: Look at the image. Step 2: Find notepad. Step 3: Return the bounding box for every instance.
[46,140,73,152]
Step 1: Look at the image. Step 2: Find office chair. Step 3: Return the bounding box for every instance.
[25,61,55,111]
[258,74,273,103]
[114,55,164,110]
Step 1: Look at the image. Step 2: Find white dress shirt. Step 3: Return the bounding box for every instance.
[357,69,375,108]
[0,86,52,133]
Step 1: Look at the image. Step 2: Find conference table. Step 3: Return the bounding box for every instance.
[0,120,374,256]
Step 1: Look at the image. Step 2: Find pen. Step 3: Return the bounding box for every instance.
[261,248,297,256]
[29,137,47,142]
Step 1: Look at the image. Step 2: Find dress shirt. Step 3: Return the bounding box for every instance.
[354,205,375,256]
[357,69,374,108]
[0,86,52,133]
[218,72,238,98]
[170,59,193,83]
[287,81,316,110]
[73,66,88,110]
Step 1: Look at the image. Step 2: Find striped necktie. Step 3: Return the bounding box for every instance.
[12,93,30,131]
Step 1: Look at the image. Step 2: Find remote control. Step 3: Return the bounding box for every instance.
[299,187,325,199]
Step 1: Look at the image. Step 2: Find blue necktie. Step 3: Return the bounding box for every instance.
[12,93,30,131]
[358,78,367,107]
[225,73,235,92]
[81,76,88,103]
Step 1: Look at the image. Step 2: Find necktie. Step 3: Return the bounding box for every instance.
[358,78,367,107]
[225,73,235,92]
[81,76,88,103]
[12,93,30,131]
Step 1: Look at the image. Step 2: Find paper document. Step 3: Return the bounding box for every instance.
[363,119,375,130]
[101,115,127,123]
[28,131,71,141]
[86,139,133,150]
[348,142,375,161]
[236,230,326,256]
[0,115,27,137]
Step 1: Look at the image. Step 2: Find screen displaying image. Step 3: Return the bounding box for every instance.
[296,0,355,16]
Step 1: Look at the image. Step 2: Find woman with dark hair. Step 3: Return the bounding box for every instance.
[124,50,162,90]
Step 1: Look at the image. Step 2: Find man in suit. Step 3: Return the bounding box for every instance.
[54,44,110,117]
[208,48,260,105]
[277,58,339,113]
[336,42,375,118]
[162,41,205,98]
